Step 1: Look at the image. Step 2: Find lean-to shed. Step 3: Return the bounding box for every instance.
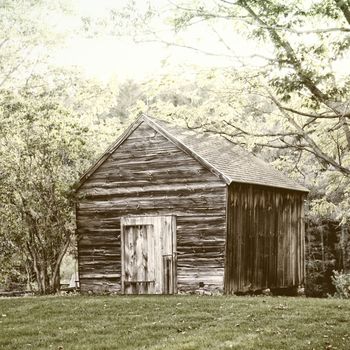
[75,114,308,294]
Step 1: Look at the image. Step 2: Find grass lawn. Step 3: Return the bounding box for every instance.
[0,295,349,350]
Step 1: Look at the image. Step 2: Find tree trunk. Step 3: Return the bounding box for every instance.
[340,224,349,272]
[50,266,61,293]
[321,229,325,272]
[25,261,32,291]
[49,236,71,293]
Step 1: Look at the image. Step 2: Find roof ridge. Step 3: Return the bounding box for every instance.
[141,114,232,183]
[142,114,308,193]
[75,113,308,192]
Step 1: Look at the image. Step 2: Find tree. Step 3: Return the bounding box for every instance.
[0,0,71,90]
[129,64,350,292]
[85,0,350,220]
[0,0,127,292]
[148,0,350,283]
[0,87,90,293]
[0,67,122,293]
[108,80,148,122]
[99,0,350,224]
[156,2,350,168]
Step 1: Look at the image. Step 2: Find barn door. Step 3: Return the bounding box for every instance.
[121,216,176,294]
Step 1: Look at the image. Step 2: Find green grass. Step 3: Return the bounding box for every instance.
[0,295,349,350]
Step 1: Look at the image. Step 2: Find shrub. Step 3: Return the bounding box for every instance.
[305,260,336,297]
[331,270,350,299]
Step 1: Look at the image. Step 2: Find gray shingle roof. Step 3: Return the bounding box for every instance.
[146,115,308,192]
[76,114,308,192]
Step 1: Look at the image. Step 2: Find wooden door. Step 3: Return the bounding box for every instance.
[122,223,155,294]
[121,216,176,294]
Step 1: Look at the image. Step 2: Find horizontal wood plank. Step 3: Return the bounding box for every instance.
[77,123,226,293]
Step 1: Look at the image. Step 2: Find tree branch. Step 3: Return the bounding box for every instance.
[240,1,350,151]
[280,105,347,119]
[223,119,301,137]
[133,37,235,58]
[267,89,350,175]
[335,0,350,25]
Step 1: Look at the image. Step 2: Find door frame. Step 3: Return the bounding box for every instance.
[120,215,177,294]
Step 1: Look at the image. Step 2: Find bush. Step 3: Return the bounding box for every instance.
[305,260,336,297]
[331,270,350,299]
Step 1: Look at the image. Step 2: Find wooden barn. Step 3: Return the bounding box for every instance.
[75,114,308,295]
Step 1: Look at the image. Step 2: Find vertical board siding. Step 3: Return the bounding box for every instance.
[121,216,176,294]
[225,183,305,294]
[76,122,226,293]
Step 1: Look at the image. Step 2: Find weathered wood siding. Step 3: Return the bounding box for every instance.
[121,216,176,294]
[225,183,305,293]
[76,121,227,293]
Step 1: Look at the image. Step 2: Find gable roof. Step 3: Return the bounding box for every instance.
[76,114,309,192]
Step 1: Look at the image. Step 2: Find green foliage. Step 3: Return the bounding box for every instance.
[0,0,124,293]
[332,270,350,299]
[0,87,91,293]
[304,219,350,297]
[119,69,350,297]
[305,260,336,298]
[0,64,124,292]
[0,0,70,89]
[91,1,350,225]
[0,71,122,293]
[126,0,350,224]
[2,0,350,297]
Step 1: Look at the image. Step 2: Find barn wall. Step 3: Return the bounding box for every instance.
[225,183,305,294]
[76,121,227,293]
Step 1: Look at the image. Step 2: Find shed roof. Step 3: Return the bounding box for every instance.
[76,114,308,192]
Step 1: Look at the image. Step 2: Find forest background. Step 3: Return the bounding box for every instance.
[0,0,349,296]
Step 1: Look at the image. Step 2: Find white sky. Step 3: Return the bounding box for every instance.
[56,37,166,81]
[53,0,350,84]
[53,0,257,82]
